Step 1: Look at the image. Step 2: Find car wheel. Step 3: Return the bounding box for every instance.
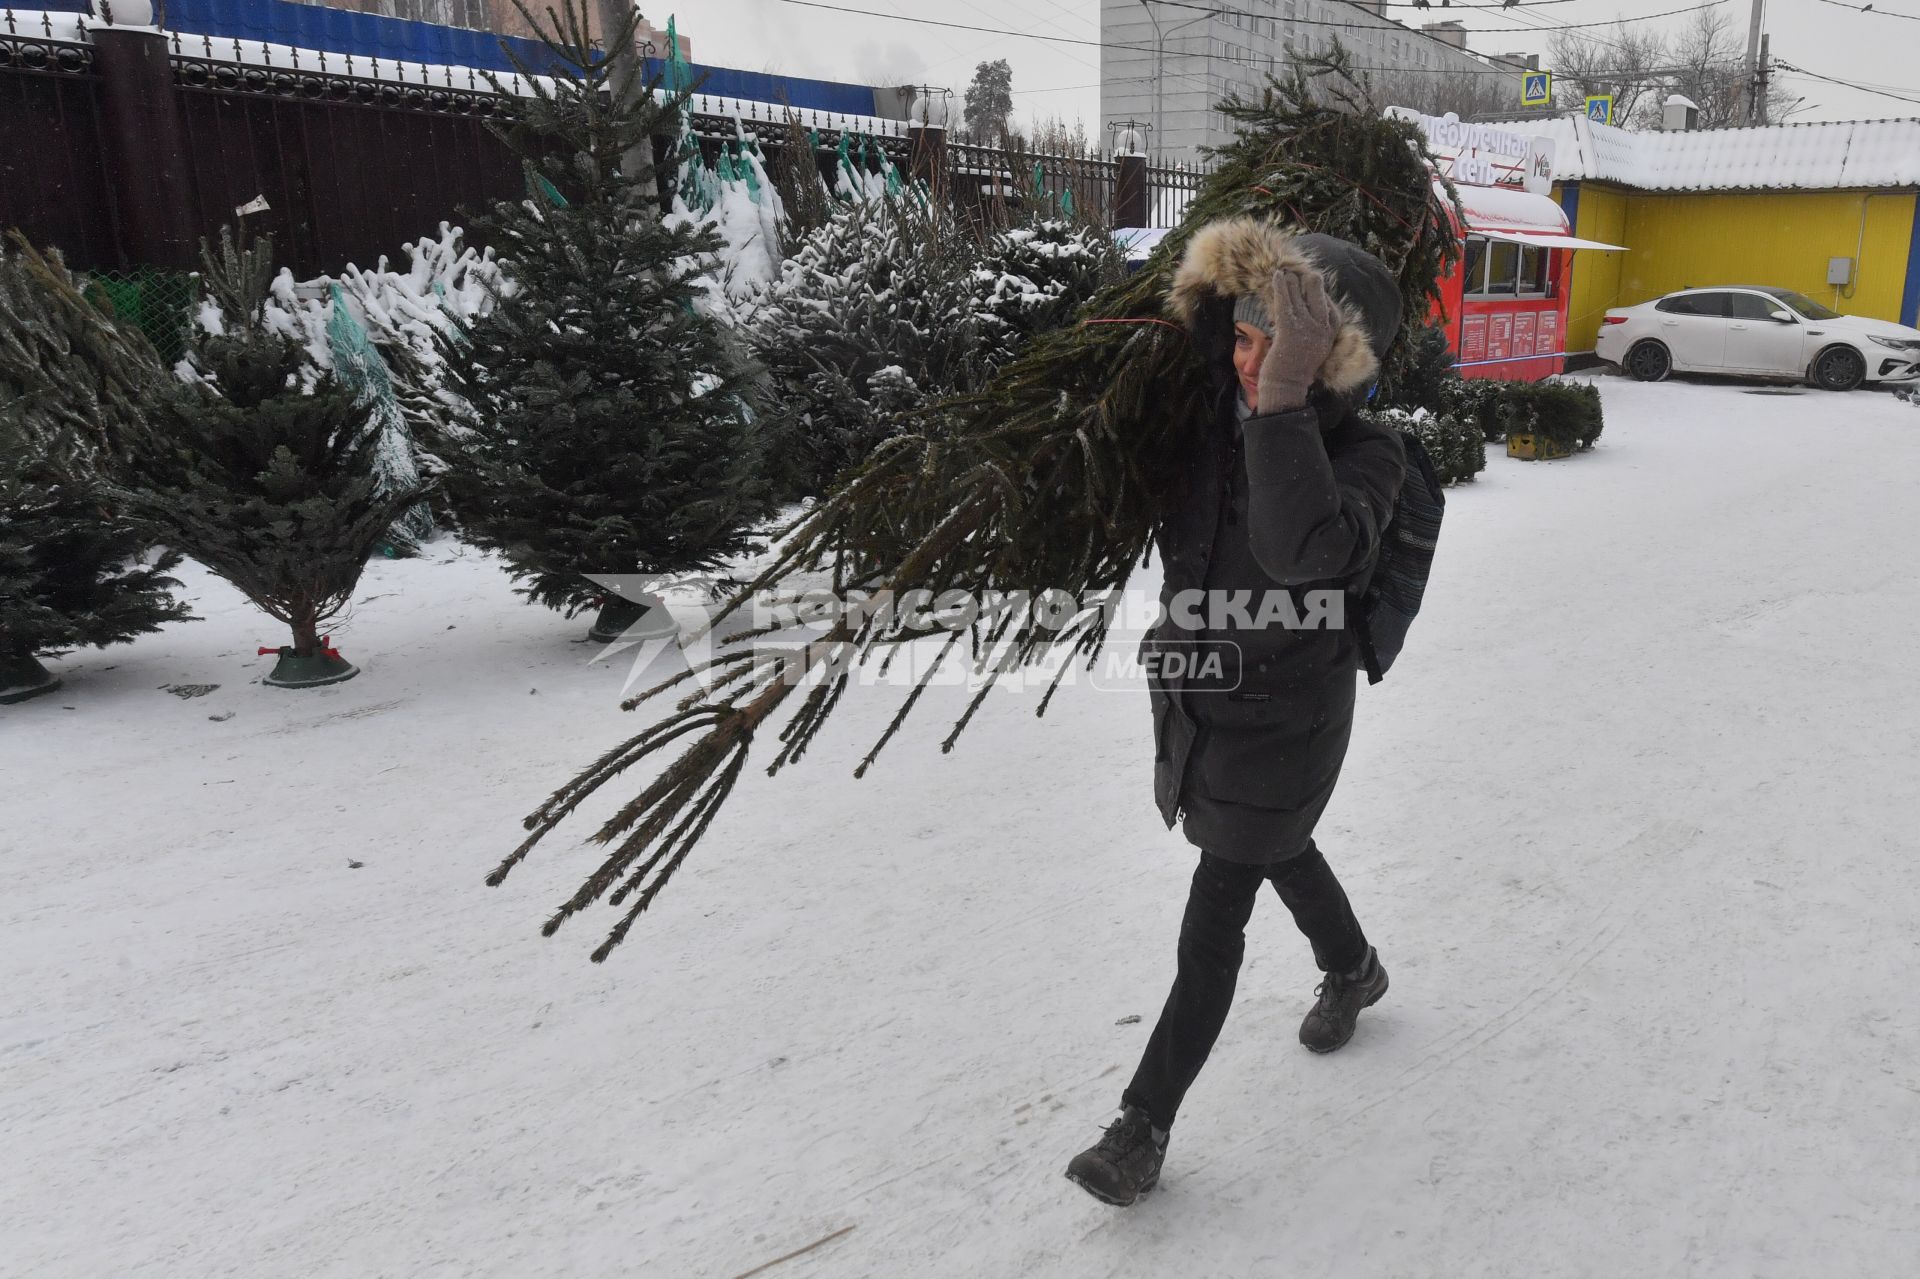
[1626,340,1671,383]
[1811,346,1866,392]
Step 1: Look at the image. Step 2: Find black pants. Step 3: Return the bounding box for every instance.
[1121,842,1368,1131]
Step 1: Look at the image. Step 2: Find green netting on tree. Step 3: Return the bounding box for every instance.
[834,133,856,199]
[80,270,197,366]
[734,143,761,202]
[663,15,718,215]
[325,283,433,554]
[664,15,690,95]
[528,169,569,209]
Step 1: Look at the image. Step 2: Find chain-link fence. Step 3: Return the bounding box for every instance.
[78,269,199,365]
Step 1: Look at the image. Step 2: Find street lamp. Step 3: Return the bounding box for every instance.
[1138,0,1213,163]
[907,84,954,130]
[1107,119,1151,156]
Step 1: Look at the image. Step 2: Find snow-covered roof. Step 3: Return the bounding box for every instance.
[1453,184,1570,233]
[1472,113,1920,193]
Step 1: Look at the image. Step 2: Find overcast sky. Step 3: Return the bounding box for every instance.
[666,0,1918,135]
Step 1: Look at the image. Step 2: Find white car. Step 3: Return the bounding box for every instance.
[1594,286,1920,391]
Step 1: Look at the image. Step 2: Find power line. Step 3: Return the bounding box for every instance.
[1772,59,1920,106]
[771,0,1730,44]
[769,0,1742,121]
[946,0,1099,72]
[1140,0,1729,35]
[1809,0,1920,22]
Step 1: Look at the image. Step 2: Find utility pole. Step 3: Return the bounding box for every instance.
[593,0,655,208]
[1136,0,1215,163]
[1755,33,1772,126]
[1743,0,1766,124]
[1137,0,1163,160]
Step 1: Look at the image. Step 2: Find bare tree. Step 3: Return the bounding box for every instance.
[1362,67,1520,121]
[1022,115,1096,159]
[1548,21,1669,128]
[1664,10,1745,127]
[1666,9,1795,126]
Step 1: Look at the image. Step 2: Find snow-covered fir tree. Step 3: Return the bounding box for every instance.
[652,18,789,318]
[741,198,1119,497]
[968,219,1121,357]
[740,197,980,497]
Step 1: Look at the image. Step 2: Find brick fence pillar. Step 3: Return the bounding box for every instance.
[92,18,196,269]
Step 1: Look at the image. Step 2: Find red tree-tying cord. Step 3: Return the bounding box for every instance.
[1081,317,1186,334]
[1270,166,1420,235]
[1251,186,1310,230]
[258,634,343,660]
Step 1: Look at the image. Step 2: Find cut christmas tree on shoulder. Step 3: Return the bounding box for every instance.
[490,51,1463,960]
[437,0,774,642]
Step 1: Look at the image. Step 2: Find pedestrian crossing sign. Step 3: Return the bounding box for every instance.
[1522,71,1553,108]
[1585,94,1614,124]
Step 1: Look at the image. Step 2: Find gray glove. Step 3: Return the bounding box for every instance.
[1255,267,1342,415]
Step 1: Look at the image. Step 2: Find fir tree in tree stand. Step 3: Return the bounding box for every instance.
[439,0,771,643]
[0,246,193,703]
[138,226,427,686]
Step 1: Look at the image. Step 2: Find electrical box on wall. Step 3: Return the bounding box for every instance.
[1827,257,1855,287]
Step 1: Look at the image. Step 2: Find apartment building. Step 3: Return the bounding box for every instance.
[1102,0,1505,163]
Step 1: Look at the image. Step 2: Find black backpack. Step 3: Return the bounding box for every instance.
[1355,432,1445,685]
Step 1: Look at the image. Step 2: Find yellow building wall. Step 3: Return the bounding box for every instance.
[1562,186,1917,355]
[1562,183,1630,353]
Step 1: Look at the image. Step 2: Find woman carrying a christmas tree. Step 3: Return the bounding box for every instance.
[1066,218,1407,1207]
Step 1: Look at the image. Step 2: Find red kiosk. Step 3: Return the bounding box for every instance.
[1393,110,1625,382]
[1441,184,1578,381]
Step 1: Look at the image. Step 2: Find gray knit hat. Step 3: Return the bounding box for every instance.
[1232,291,1273,337]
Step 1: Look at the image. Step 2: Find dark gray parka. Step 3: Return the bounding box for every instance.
[1147,219,1407,864]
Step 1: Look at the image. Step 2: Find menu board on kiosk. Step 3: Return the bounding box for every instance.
[1461,315,1488,363]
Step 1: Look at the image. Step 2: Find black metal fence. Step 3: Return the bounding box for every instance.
[0,19,120,268]
[169,51,520,277]
[1,16,1215,278]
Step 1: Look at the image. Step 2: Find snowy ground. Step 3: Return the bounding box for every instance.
[5,376,1919,1278]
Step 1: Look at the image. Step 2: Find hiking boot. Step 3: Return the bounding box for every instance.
[1299,947,1388,1053]
[1065,1105,1168,1207]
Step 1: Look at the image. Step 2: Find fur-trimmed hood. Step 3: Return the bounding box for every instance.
[1167,218,1402,398]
